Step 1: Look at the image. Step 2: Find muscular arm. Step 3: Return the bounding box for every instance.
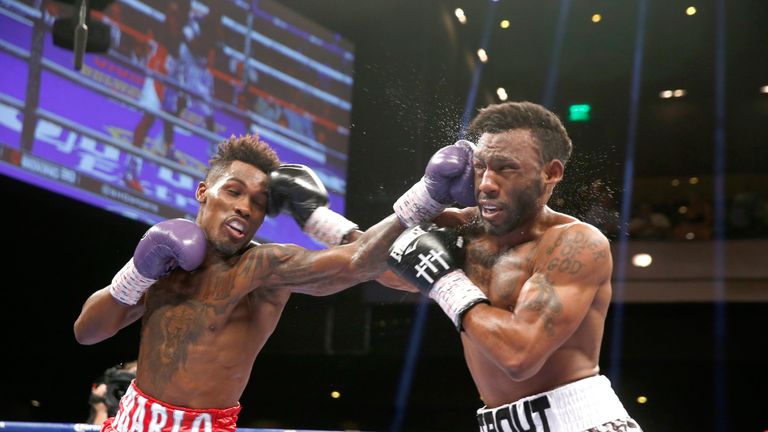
[461,223,611,381]
[74,287,145,345]
[343,228,418,293]
[245,214,406,295]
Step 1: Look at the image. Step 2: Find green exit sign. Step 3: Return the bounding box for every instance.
[569,104,591,122]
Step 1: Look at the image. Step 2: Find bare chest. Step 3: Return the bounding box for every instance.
[145,264,288,332]
[463,239,538,309]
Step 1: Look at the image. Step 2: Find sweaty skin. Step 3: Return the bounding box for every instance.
[380,129,613,408]
[441,207,611,407]
[75,160,404,409]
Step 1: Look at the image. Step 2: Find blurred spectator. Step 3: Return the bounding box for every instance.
[729,187,761,237]
[87,360,137,425]
[673,192,713,240]
[629,202,672,239]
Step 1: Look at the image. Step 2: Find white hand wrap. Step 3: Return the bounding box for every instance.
[109,258,157,305]
[303,206,359,246]
[393,180,446,227]
[429,270,489,331]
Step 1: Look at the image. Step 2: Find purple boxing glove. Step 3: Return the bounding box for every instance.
[110,219,206,305]
[394,140,476,226]
[423,140,476,207]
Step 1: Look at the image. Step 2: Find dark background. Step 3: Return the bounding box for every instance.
[2,0,768,431]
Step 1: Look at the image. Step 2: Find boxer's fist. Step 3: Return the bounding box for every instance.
[423,140,476,207]
[110,219,206,305]
[394,140,476,226]
[387,223,465,293]
[387,223,488,331]
[134,218,207,279]
[267,164,328,227]
[268,164,358,246]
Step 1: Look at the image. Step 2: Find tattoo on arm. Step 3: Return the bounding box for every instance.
[521,273,562,337]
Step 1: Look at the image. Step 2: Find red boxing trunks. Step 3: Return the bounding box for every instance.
[101,380,241,432]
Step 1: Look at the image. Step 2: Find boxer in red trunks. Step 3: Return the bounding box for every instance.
[74,133,475,429]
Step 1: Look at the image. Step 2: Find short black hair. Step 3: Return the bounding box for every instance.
[469,101,572,166]
[206,133,280,181]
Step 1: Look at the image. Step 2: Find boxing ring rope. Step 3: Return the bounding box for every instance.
[0,422,340,432]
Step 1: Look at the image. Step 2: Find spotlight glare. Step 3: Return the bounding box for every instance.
[496,87,508,101]
[477,48,488,63]
[660,90,673,99]
[500,19,510,29]
[636,395,648,404]
[673,89,687,97]
[688,176,699,185]
[592,13,602,23]
[686,6,697,15]
[455,8,467,24]
[330,391,341,399]
[631,253,653,268]
[760,85,768,94]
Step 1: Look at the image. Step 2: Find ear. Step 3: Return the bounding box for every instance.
[543,159,564,185]
[195,181,207,203]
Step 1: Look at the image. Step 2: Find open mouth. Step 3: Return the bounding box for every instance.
[480,203,503,220]
[225,218,247,239]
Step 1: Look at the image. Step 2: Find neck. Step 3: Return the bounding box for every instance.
[484,205,553,248]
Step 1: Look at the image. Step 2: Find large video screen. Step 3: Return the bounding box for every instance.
[0,0,353,248]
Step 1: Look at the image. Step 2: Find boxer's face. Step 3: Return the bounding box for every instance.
[473,129,546,235]
[195,160,269,256]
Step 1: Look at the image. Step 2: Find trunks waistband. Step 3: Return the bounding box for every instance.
[101,380,241,432]
[477,375,629,432]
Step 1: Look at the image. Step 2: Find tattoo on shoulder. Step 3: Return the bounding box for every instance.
[544,230,589,276]
[242,245,294,275]
[522,273,562,337]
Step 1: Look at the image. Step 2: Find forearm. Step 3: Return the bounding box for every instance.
[74,287,144,345]
[463,304,546,381]
[288,215,404,296]
[349,214,405,279]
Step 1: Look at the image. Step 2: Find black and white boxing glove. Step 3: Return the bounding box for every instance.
[387,223,488,331]
[268,164,358,246]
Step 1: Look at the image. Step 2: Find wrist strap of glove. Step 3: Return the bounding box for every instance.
[303,206,359,246]
[429,270,489,331]
[110,258,157,305]
[393,180,446,227]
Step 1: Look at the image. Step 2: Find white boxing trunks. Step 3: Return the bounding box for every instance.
[476,375,642,432]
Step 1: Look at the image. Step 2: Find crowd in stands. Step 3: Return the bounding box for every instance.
[578,181,768,241]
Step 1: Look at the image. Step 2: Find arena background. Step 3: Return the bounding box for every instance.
[1,0,767,431]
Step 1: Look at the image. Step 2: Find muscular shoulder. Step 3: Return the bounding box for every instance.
[543,219,609,247]
[234,242,303,290]
[536,221,612,283]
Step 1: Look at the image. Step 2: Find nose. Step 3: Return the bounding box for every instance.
[477,169,499,196]
[234,196,251,219]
